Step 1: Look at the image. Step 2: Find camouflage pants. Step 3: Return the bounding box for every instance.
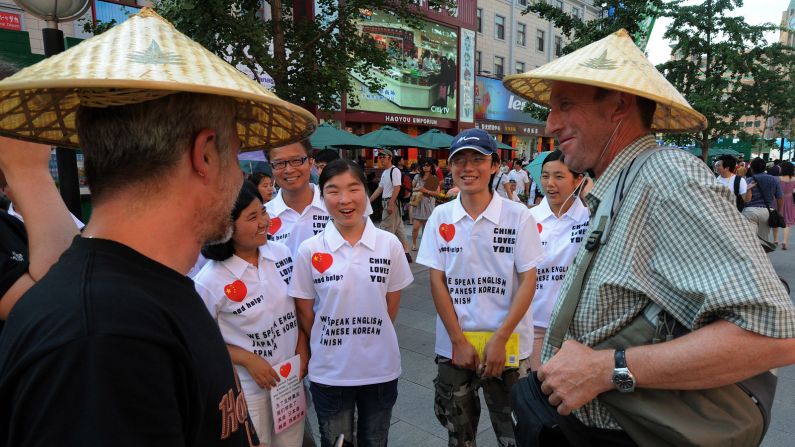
[434,356,530,447]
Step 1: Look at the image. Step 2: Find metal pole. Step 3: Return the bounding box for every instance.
[42,26,82,220]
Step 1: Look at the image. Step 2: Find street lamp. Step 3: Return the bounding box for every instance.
[13,0,91,219]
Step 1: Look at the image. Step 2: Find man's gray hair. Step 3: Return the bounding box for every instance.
[76,92,237,202]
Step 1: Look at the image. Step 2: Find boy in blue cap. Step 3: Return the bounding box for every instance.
[416,128,543,447]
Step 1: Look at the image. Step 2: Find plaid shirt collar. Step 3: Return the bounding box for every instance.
[585,134,658,213]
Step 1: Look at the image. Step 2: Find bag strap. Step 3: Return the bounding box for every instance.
[547,147,669,349]
[734,175,741,197]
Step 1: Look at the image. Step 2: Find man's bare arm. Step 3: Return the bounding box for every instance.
[0,139,78,318]
[539,320,795,415]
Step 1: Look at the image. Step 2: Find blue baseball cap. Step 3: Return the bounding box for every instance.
[448,128,498,161]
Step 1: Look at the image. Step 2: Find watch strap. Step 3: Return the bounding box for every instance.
[615,349,627,368]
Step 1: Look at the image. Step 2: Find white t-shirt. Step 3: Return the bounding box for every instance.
[508,169,530,202]
[416,192,544,359]
[528,197,590,328]
[379,167,402,200]
[716,174,748,195]
[8,202,84,230]
[492,172,510,199]
[193,242,298,400]
[289,218,413,386]
[266,184,372,256]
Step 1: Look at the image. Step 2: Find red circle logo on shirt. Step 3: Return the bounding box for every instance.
[439,223,456,242]
[268,216,282,235]
[312,252,334,274]
[223,280,248,302]
[537,223,543,234]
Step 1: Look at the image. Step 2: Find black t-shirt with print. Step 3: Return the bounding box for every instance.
[0,237,259,447]
[0,211,28,335]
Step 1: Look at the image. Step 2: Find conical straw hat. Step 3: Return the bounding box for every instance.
[0,8,316,151]
[503,29,706,133]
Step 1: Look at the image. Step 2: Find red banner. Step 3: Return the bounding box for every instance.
[0,12,21,31]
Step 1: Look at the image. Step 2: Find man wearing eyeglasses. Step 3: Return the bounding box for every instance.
[369,149,411,263]
[264,140,326,258]
[266,141,373,257]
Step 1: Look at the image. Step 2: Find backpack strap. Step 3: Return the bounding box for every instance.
[547,147,671,349]
[734,175,741,197]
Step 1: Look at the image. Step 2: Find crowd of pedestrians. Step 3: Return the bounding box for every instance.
[1,10,795,447]
[714,154,795,248]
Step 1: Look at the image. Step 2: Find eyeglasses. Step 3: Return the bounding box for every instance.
[270,156,309,170]
[450,155,490,167]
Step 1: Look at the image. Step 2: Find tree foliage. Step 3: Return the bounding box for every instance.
[656,0,790,160]
[523,0,795,161]
[154,0,455,113]
[750,43,795,141]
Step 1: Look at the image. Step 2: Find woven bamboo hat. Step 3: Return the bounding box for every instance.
[502,29,706,133]
[0,8,316,151]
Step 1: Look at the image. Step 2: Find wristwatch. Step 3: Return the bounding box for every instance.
[612,349,636,393]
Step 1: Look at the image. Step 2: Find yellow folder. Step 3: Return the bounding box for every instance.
[462,332,520,367]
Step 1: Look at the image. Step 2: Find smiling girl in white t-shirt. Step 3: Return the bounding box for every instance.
[290,159,413,447]
[194,180,307,447]
[528,150,590,370]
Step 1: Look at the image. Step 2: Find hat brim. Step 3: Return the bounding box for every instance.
[0,8,316,151]
[502,75,706,134]
[448,145,495,161]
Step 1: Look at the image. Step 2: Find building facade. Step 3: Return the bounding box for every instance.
[473,0,601,158]
[781,0,795,47]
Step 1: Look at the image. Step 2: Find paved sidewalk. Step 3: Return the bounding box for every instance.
[307,223,795,446]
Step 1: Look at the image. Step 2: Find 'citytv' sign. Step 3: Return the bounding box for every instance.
[474,76,539,124]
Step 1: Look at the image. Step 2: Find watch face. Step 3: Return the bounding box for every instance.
[614,371,635,392]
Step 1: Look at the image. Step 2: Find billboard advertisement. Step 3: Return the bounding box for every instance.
[458,28,475,123]
[349,9,458,120]
[474,76,539,124]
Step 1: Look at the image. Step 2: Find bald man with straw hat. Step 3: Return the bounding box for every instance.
[0,8,315,446]
[503,29,795,446]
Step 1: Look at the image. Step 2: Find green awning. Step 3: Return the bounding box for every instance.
[310,123,365,149]
[413,129,454,149]
[359,125,434,149]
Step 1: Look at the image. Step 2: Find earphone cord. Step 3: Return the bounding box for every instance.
[552,175,588,219]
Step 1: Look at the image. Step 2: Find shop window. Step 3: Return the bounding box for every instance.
[95,0,141,26]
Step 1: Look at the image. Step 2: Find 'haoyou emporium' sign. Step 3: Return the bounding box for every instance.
[349,8,458,121]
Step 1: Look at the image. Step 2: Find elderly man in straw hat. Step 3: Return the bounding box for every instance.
[0,8,315,447]
[503,29,795,445]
